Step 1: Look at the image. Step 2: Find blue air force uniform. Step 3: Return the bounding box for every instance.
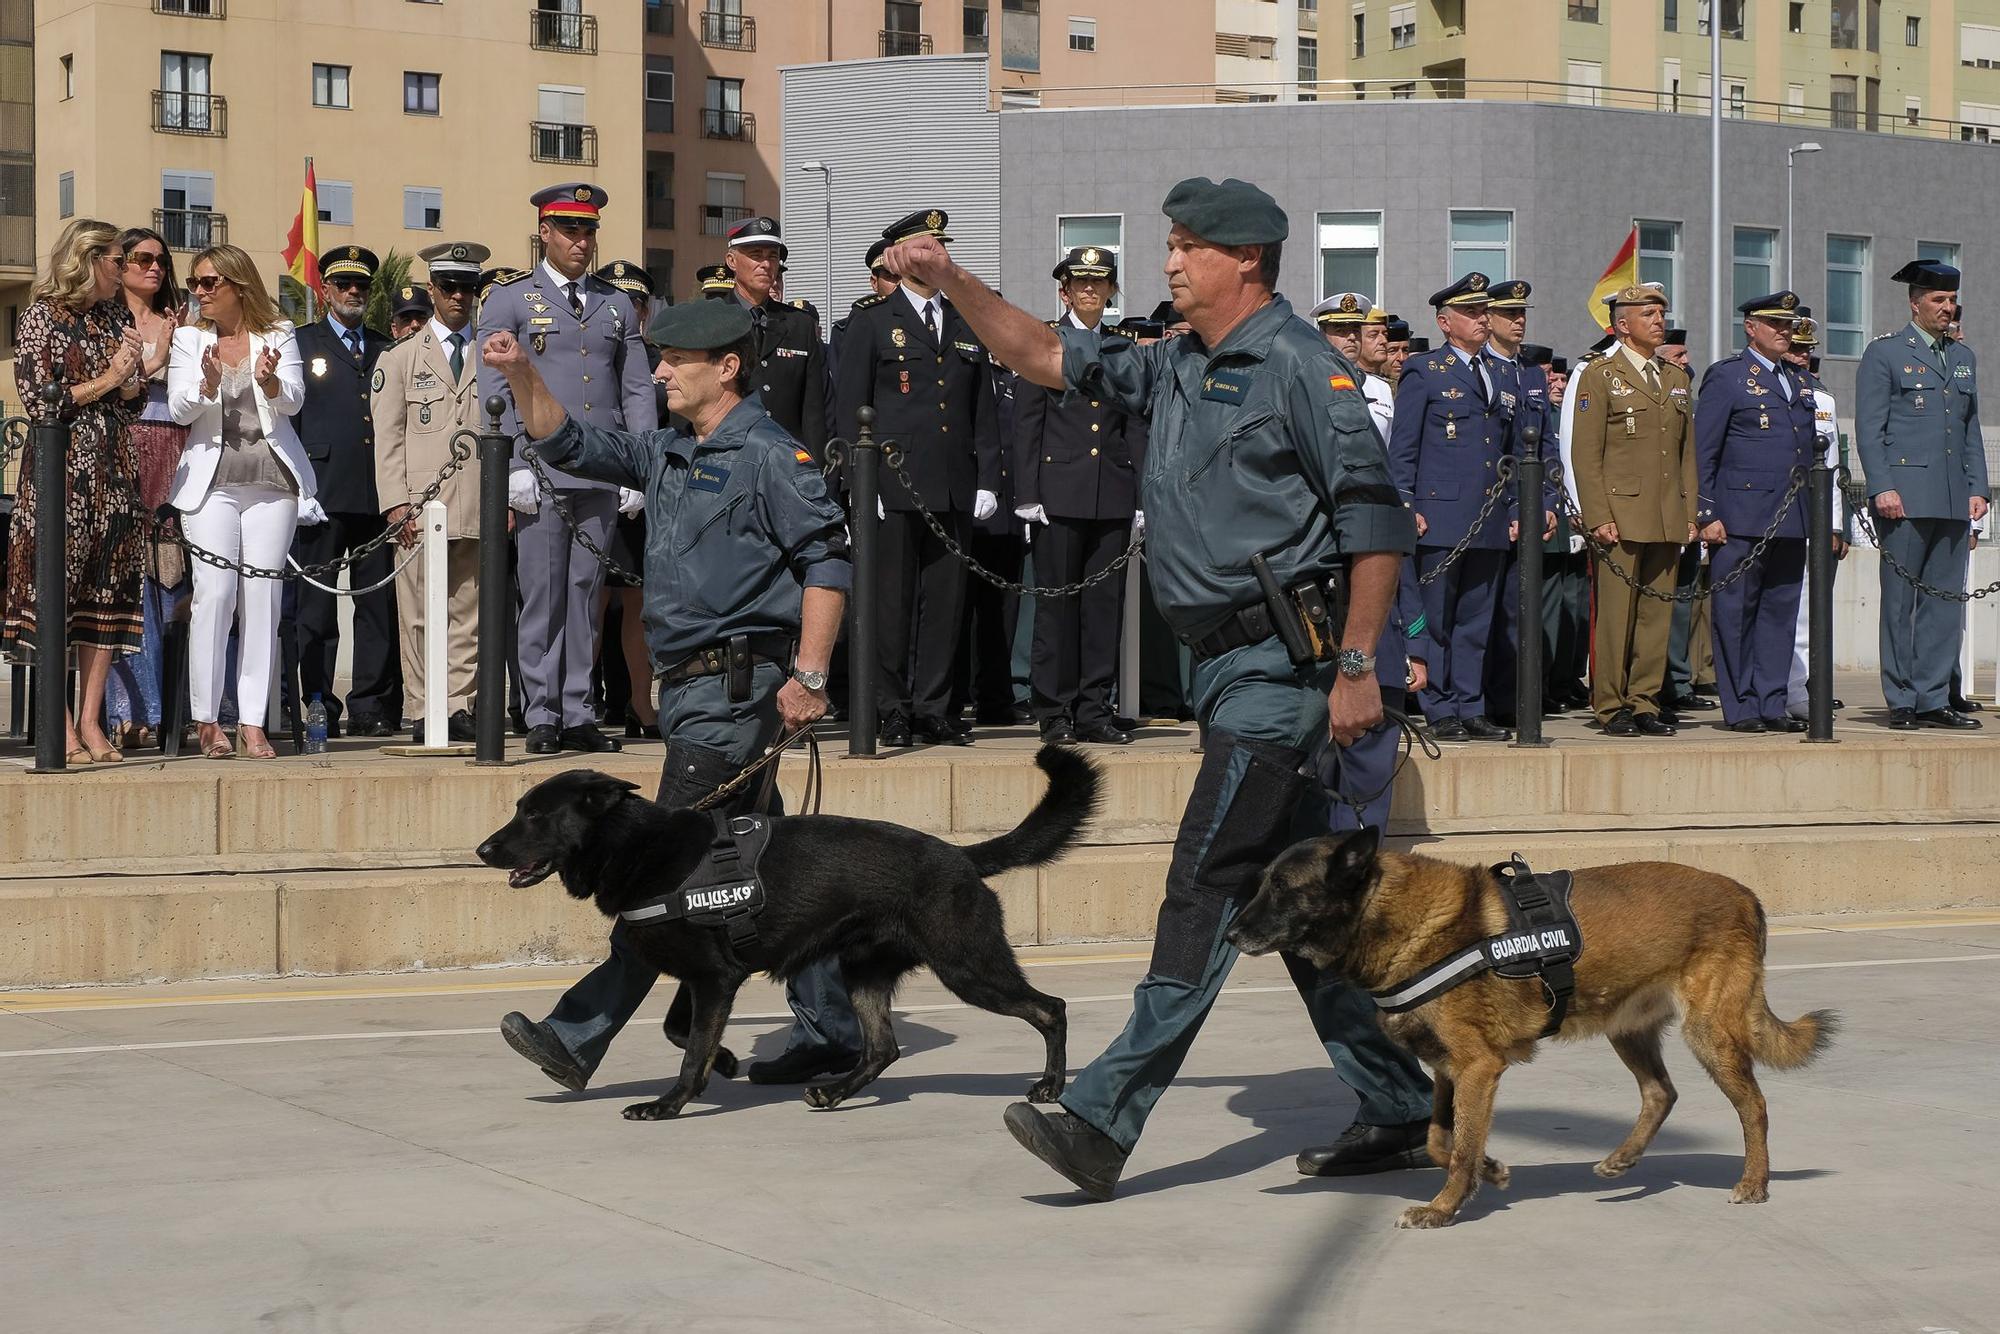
[1477,280,1554,723]
[1694,292,1818,727]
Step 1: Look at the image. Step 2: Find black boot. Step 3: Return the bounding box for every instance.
[746,1047,857,1085]
[500,1012,588,1092]
[1296,1118,1433,1177]
[1003,1103,1129,1201]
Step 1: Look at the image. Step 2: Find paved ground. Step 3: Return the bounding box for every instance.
[4,913,1997,1333]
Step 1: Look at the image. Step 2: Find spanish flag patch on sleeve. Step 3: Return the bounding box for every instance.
[1329,375,1356,392]
[795,449,815,465]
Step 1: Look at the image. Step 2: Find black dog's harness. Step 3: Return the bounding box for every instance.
[1368,856,1584,1037]
[618,812,774,952]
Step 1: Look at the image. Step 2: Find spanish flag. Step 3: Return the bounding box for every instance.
[1586,226,1638,332]
[282,159,321,291]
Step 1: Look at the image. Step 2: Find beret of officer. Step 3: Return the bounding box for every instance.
[1737,291,1801,321]
[532,181,607,228]
[419,240,489,281]
[1603,283,1669,311]
[321,245,379,282]
[596,260,656,299]
[1385,316,1411,342]
[1790,317,1820,348]
[1890,258,1961,291]
[1487,279,1533,310]
[646,298,753,351]
[1429,272,1493,308]
[864,238,893,274]
[1161,176,1288,246]
[1053,246,1117,283]
[392,284,433,319]
[882,208,953,245]
[1520,342,1553,367]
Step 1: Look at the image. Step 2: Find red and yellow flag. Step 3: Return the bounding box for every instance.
[1586,226,1638,332]
[282,159,321,291]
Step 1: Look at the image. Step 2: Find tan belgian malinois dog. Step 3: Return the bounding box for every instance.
[1227,829,1836,1229]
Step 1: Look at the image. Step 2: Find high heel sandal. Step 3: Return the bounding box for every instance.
[238,727,278,760]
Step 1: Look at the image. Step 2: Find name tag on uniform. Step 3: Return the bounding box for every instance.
[690,463,731,493]
[775,347,807,358]
[954,340,982,355]
[1957,365,1974,378]
[1201,369,1253,403]
[529,317,556,326]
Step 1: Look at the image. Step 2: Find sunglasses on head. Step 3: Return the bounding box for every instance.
[188,274,230,293]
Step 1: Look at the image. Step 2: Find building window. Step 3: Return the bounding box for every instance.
[0,164,30,221]
[1637,221,1680,311]
[1825,235,1868,357]
[60,54,74,100]
[403,187,443,231]
[1832,1,1857,47]
[645,0,674,36]
[1390,2,1415,48]
[1660,58,1681,112]
[1788,83,1805,115]
[1917,240,1960,271]
[159,52,213,131]
[645,151,674,232]
[1907,16,1921,46]
[1449,210,1510,281]
[645,248,674,301]
[1353,10,1365,56]
[1664,0,1677,33]
[1003,0,1041,73]
[1906,95,1922,126]
[1962,23,2000,67]
[1390,81,1416,99]
[312,63,350,109]
[1867,0,1881,51]
[535,85,592,162]
[404,71,440,115]
[964,1,990,53]
[645,57,675,134]
[703,174,748,235]
[1728,81,1746,118]
[1566,60,1602,106]
[1297,35,1317,96]
[1067,16,1096,51]
[1790,2,1806,35]
[1701,0,1745,39]
[1316,211,1381,304]
[59,171,74,219]
[1961,102,2000,142]
[1058,215,1122,318]
[316,179,354,226]
[159,169,217,249]
[1568,1,1599,22]
[1831,74,1857,129]
[1731,226,1776,348]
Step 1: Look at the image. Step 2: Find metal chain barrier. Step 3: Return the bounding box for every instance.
[1841,467,2000,603]
[1553,462,1809,604]
[1416,456,1518,587]
[519,443,644,585]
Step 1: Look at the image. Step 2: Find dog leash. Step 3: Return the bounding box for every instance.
[693,722,823,816]
[1302,703,1441,830]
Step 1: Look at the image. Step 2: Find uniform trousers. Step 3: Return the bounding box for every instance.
[1541,549,1591,698]
[185,483,297,729]
[293,509,402,727]
[1416,545,1505,722]
[394,536,480,719]
[1708,536,1805,726]
[1590,540,1681,722]
[515,490,617,730]
[1059,636,1433,1153]
[1030,516,1127,728]
[955,528,1025,719]
[1876,516,1970,713]
[876,508,969,726]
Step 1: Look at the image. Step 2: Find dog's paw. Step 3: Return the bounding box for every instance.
[802,1084,845,1110]
[1396,1204,1455,1230]
[712,1047,740,1080]
[1025,1076,1064,1104]
[1594,1153,1638,1180]
[1481,1157,1510,1189]
[621,1099,682,1122]
[1728,1180,1769,1205]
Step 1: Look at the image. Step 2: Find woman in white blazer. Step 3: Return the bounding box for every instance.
[169,244,319,759]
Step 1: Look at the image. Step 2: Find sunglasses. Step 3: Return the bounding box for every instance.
[125,251,167,269]
[432,278,478,295]
[188,274,231,293]
[327,277,372,291]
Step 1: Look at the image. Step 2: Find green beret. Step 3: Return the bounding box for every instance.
[645,299,752,350]
[1161,176,1288,247]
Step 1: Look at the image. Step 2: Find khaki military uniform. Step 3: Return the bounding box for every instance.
[1570,344,1697,722]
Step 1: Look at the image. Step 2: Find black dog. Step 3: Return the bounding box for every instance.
[477,745,1100,1121]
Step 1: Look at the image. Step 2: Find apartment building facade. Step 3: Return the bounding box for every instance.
[1,0,32,411]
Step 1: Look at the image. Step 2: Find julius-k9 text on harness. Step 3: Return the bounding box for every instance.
[619,813,773,952]
[1368,856,1583,1037]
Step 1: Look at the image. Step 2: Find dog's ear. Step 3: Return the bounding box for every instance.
[1327,827,1381,884]
[573,771,641,817]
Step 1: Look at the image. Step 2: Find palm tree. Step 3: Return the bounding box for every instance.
[361,250,415,336]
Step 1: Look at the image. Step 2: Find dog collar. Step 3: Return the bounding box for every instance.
[619,813,773,953]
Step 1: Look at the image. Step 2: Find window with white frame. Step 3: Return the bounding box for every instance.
[1825,235,1869,357]
[1917,240,1960,269]
[1962,22,2000,67]
[317,179,354,226]
[1731,226,1776,348]
[403,186,443,231]
[1959,100,2000,141]
[1058,214,1123,318]
[1317,211,1381,303]
[1448,210,1510,281]
[1637,220,1680,311]
[58,171,74,219]
[1067,16,1096,50]
[1905,95,1922,126]
[1390,3,1416,47]
[1566,60,1603,105]
[1661,58,1681,112]
[312,63,350,109]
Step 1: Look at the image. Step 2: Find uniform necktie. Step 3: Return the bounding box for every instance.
[447,331,465,382]
[925,301,940,346]
[345,327,362,360]
[1471,351,1491,404]
[566,281,583,318]
[1643,360,1661,396]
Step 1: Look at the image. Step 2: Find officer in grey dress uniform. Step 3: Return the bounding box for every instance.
[478,182,657,754]
[1856,258,1988,729]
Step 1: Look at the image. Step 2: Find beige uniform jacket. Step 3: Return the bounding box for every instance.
[371,325,484,539]
[1570,350,1697,545]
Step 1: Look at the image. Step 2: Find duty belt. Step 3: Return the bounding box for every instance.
[659,633,795,685]
[1368,856,1584,1038]
[1184,572,1343,664]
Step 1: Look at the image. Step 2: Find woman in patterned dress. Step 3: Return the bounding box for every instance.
[2,218,149,763]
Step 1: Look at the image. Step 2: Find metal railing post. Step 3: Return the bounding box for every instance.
[1513,428,1550,748]
[29,383,69,773]
[847,407,881,757]
[1806,462,1837,744]
[474,397,510,764]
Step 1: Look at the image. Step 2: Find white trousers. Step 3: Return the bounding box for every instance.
[183,483,299,727]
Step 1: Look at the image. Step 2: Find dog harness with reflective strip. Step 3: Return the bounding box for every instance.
[618,812,772,951]
[1368,857,1583,1038]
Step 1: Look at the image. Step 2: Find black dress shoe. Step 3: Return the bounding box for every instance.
[1463,716,1512,741]
[914,716,972,746]
[525,724,562,754]
[1003,1103,1129,1201]
[1763,715,1808,734]
[500,1012,588,1092]
[1040,719,1076,745]
[1634,713,1676,736]
[1883,708,1918,730]
[1429,717,1468,741]
[1656,708,1680,727]
[1296,1118,1433,1177]
[1075,722,1132,745]
[349,716,395,739]
[1950,696,1984,713]
[560,725,622,753]
[881,715,913,747]
[1730,718,1767,734]
[746,1046,857,1085]
[448,709,478,743]
[1602,710,1638,737]
[1917,708,1982,730]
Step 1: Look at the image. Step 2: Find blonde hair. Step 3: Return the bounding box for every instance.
[31,218,122,311]
[190,243,284,334]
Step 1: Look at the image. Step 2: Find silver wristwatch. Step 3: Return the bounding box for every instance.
[791,667,828,692]
[1336,648,1377,680]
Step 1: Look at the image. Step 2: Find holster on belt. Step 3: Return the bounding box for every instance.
[1249,553,1347,670]
[726,634,753,703]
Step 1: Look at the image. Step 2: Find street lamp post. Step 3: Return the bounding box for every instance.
[798,161,833,337]
[1786,141,1823,292]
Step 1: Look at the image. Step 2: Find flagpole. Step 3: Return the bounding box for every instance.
[302,156,317,325]
[1708,19,1722,367]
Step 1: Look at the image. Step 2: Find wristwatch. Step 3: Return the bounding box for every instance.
[1336,648,1377,681]
[791,667,828,692]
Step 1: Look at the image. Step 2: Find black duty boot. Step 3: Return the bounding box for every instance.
[746,1047,857,1085]
[500,1012,588,1092]
[1296,1118,1433,1177]
[1003,1103,1129,1202]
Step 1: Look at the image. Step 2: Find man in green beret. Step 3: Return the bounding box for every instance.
[481,299,858,1098]
[886,175,1435,1200]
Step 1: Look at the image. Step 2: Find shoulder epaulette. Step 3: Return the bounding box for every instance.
[1873,331,1896,341]
[1046,319,1062,329]
[491,270,530,289]
[852,293,887,311]
[791,298,808,310]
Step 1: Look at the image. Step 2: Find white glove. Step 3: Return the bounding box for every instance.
[973,489,999,522]
[877,497,886,521]
[1013,503,1049,526]
[296,496,327,527]
[508,469,540,514]
[1567,533,1585,555]
[1132,509,1147,539]
[617,487,645,517]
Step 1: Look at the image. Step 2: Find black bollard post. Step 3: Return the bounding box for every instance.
[29,383,68,773]
[1513,428,1550,748]
[1806,463,1837,744]
[847,407,881,758]
[474,397,511,764]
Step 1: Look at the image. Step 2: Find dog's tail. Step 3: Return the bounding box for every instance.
[1751,1003,1839,1069]
[964,744,1102,877]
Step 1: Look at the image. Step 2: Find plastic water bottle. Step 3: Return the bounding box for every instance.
[305,694,328,754]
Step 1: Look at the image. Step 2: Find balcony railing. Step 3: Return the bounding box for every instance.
[646,195,675,230]
[152,89,227,136]
[880,29,933,56]
[698,11,756,49]
[701,204,751,236]
[154,207,226,252]
[152,0,224,17]
[700,108,755,141]
[530,9,598,53]
[530,121,598,165]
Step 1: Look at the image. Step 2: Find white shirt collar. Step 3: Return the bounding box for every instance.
[901,284,941,320]
[1064,310,1100,332]
[1486,345,1518,365]
[430,318,469,348]
[540,259,585,294]
[1449,342,1483,367]
[1617,342,1656,375]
